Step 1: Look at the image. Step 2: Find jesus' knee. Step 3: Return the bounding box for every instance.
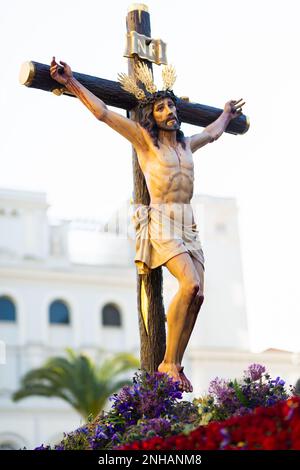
[180,280,201,303]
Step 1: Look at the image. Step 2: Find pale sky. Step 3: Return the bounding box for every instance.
[1,0,300,352]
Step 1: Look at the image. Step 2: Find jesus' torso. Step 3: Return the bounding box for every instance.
[136,136,195,226]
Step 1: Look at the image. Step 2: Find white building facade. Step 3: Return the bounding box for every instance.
[0,188,298,449]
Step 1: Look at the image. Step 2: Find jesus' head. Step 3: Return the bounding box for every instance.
[138,91,186,149]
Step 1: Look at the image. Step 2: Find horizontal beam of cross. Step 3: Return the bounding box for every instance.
[20,61,249,135]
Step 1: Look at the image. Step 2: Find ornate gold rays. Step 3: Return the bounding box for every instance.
[135,63,157,94]
[117,64,176,101]
[161,64,176,92]
[117,73,146,100]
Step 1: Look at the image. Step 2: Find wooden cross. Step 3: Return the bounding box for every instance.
[19,4,249,374]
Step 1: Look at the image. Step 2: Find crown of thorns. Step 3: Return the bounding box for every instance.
[117,63,177,107]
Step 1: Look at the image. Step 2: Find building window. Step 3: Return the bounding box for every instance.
[102,303,122,327]
[49,300,70,325]
[0,296,16,322]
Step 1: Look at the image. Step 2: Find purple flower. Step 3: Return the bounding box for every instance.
[34,444,51,450]
[208,377,235,404]
[141,417,171,436]
[220,428,230,449]
[266,397,277,406]
[54,444,65,450]
[78,426,89,435]
[271,376,285,387]
[208,377,228,398]
[244,363,266,381]
[204,363,292,422]
[109,371,182,424]
[94,425,108,440]
[233,406,250,416]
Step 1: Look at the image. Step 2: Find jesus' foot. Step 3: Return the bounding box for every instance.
[176,364,193,393]
[157,361,185,391]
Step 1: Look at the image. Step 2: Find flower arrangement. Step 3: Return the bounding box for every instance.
[193,363,292,425]
[34,364,297,451]
[35,370,199,450]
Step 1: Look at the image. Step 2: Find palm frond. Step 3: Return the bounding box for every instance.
[97,352,139,380]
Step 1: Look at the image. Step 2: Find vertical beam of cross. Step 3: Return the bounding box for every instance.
[126,5,166,373]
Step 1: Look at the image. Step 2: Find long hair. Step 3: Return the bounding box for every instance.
[137,92,186,149]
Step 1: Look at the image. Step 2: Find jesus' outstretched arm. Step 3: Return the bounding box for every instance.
[190,98,245,153]
[50,57,148,151]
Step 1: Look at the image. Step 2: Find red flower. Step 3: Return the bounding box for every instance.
[118,397,300,451]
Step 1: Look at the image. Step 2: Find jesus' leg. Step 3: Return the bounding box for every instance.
[158,252,201,392]
[176,258,205,392]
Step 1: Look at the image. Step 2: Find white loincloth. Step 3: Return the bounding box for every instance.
[132,204,205,275]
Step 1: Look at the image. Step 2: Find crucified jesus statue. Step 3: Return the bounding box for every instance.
[50,57,245,393]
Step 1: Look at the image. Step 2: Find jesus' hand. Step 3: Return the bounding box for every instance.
[224,99,246,119]
[50,57,73,85]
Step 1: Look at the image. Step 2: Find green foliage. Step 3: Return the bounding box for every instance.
[13,349,139,419]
